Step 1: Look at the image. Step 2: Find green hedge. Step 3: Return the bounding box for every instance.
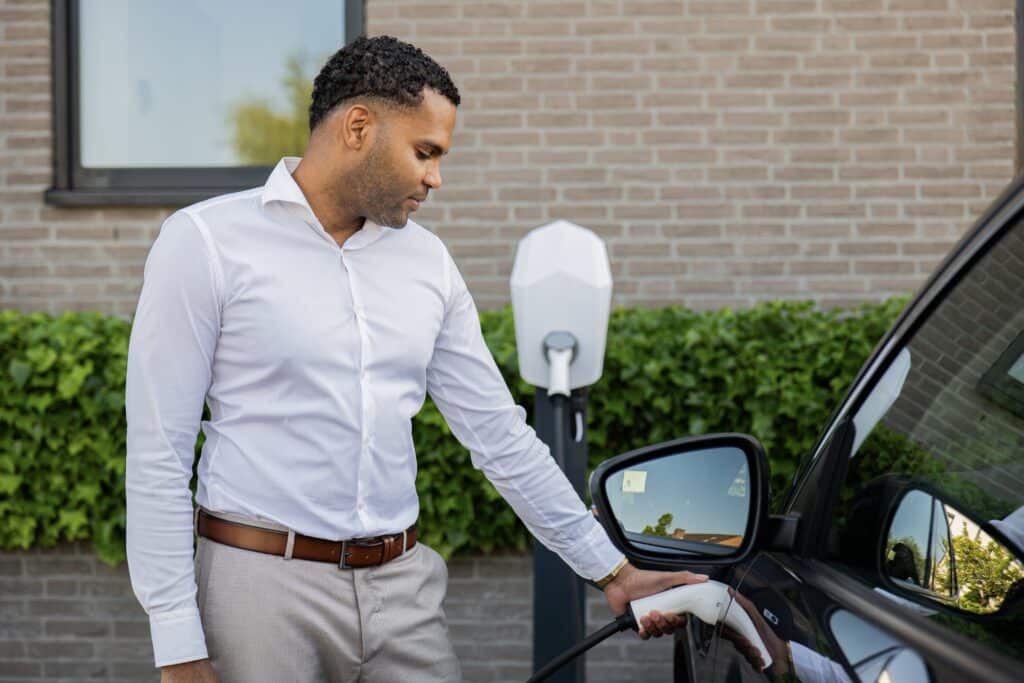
[0,300,904,565]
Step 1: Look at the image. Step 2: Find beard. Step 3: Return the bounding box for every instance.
[348,135,412,229]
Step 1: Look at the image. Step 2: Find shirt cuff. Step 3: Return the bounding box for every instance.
[149,607,208,668]
[570,518,628,582]
[789,640,850,683]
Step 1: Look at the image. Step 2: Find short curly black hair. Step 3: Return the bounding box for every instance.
[309,35,461,132]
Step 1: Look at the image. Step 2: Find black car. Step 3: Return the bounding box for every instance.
[590,175,1024,683]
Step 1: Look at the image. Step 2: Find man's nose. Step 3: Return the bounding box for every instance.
[424,164,442,190]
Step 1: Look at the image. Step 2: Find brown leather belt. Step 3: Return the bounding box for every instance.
[196,509,417,569]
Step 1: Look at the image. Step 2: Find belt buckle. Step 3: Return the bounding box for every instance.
[338,540,351,569]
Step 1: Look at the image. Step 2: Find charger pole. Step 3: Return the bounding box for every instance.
[509,220,612,683]
[532,387,588,683]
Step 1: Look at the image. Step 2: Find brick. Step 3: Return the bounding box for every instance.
[4,23,48,41]
[463,2,524,18]
[0,660,41,676]
[688,1,751,15]
[629,260,685,276]
[44,619,110,637]
[771,17,830,33]
[675,242,736,258]
[621,0,684,14]
[612,205,672,220]
[26,640,93,658]
[790,260,848,276]
[723,223,787,239]
[687,36,749,52]
[706,18,768,34]
[756,0,818,12]
[790,110,851,126]
[527,2,587,17]
[44,660,109,677]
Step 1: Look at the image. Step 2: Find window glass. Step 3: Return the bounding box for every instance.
[78,0,343,168]
[828,220,1024,658]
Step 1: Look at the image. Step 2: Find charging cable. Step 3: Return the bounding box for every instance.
[525,612,638,683]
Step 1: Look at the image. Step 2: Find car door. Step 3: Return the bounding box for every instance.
[697,175,1024,683]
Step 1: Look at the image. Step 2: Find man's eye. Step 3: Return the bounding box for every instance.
[416,150,430,160]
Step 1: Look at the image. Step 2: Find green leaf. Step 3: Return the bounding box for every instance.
[8,360,31,388]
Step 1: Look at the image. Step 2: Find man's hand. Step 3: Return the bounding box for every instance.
[160,659,220,683]
[602,562,708,639]
[723,588,792,676]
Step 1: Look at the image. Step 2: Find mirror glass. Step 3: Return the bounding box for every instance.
[604,446,750,556]
[885,489,1024,614]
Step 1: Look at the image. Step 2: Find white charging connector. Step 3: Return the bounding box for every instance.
[630,580,773,670]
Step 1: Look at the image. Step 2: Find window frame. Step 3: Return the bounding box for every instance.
[44,0,364,207]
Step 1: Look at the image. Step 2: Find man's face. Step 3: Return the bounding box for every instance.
[350,88,456,228]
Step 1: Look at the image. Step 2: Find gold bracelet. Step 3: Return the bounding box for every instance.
[596,556,629,589]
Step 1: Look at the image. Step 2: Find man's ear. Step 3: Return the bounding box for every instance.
[338,103,374,151]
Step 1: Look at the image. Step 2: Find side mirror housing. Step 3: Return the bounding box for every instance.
[590,433,771,571]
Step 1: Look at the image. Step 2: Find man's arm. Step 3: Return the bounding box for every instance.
[425,251,623,581]
[424,252,707,626]
[126,211,221,670]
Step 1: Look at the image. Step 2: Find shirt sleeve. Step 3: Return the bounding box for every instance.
[425,251,623,582]
[789,641,854,683]
[125,211,222,667]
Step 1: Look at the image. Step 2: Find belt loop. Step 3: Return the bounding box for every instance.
[401,529,408,554]
[283,529,296,560]
[193,507,199,533]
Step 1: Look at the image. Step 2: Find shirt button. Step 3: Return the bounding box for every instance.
[357,502,366,511]
[363,433,372,446]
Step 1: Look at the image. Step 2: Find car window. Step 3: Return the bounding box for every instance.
[826,219,1024,659]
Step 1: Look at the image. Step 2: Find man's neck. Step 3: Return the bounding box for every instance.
[292,158,365,246]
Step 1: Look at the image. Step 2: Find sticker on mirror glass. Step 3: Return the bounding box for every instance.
[728,464,748,497]
[622,470,647,493]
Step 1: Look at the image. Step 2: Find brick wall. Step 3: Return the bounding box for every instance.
[0,0,1018,314]
[0,543,672,683]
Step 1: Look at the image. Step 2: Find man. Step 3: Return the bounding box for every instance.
[126,35,702,683]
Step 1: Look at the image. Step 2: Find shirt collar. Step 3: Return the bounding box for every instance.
[261,156,387,250]
[261,157,309,209]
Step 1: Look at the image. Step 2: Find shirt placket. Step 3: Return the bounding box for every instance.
[341,246,373,527]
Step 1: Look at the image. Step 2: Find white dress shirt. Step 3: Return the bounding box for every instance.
[125,157,623,667]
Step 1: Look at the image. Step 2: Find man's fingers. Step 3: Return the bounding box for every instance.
[637,610,686,639]
[664,570,709,590]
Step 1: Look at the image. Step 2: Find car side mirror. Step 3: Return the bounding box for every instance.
[882,485,1024,616]
[590,433,770,571]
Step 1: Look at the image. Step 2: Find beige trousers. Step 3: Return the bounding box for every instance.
[194,523,461,682]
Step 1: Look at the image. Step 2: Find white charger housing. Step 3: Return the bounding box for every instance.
[510,220,612,390]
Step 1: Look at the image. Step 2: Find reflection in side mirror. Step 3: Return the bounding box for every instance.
[830,608,931,683]
[604,445,751,558]
[884,488,1024,615]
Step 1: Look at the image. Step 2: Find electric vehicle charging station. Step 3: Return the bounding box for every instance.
[511,224,775,683]
[510,220,612,683]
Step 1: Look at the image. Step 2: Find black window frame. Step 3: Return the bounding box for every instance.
[44,0,364,207]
